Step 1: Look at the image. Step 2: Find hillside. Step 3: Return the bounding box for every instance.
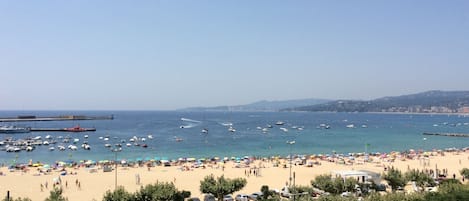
[181,98,330,112]
[288,90,469,113]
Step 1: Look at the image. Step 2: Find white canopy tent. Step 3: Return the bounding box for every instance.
[331,170,381,184]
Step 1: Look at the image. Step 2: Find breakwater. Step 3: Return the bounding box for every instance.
[423,132,469,137]
[30,127,96,132]
[0,115,113,122]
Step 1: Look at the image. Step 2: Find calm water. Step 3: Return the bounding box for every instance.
[1,111,468,164]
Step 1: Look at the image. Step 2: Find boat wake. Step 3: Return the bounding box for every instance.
[180,118,202,129]
[180,118,201,123]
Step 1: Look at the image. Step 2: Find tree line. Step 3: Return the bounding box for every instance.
[4,168,469,201]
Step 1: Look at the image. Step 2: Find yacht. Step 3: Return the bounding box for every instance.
[0,125,31,133]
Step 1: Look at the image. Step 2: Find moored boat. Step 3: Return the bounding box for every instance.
[0,125,31,133]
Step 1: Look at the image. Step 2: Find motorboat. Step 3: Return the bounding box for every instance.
[66,125,91,132]
[0,125,31,133]
[201,128,208,134]
[346,124,355,128]
[228,126,236,132]
[275,121,285,126]
[82,144,91,150]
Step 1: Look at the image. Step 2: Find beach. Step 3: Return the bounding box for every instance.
[1,150,468,201]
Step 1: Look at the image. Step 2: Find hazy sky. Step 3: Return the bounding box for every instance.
[1,1,468,110]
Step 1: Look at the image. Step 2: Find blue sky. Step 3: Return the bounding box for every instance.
[1,1,468,110]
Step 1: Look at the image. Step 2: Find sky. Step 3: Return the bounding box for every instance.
[1,1,468,110]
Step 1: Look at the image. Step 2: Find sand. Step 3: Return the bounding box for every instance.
[1,151,468,201]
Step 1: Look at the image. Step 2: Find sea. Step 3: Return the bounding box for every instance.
[1,111,468,165]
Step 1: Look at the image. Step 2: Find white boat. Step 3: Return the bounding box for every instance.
[346,124,355,128]
[262,128,269,132]
[201,128,208,134]
[147,135,153,139]
[361,125,368,128]
[228,126,236,132]
[73,138,80,143]
[26,146,34,152]
[43,141,50,145]
[0,125,31,133]
[83,144,91,150]
[126,143,132,147]
[275,121,285,125]
[141,138,146,142]
[45,135,52,139]
[104,143,111,148]
[49,147,55,151]
[221,122,233,127]
[84,135,89,139]
[280,127,288,132]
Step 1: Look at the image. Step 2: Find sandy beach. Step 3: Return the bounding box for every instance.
[1,150,468,201]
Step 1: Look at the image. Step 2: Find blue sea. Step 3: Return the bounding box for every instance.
[1,111,468,165]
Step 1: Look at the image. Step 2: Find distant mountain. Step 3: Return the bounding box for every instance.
[287,90,469,113]
[181,98,331,112]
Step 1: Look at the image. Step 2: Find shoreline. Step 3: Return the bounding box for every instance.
[2,148,469,200]
[3,145,469,168]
